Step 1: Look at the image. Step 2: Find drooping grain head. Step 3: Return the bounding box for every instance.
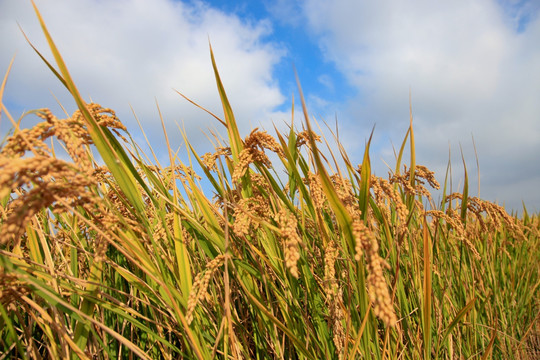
[185,254,226,325]
[232,129,283,184]
[275,208,302,279]
[352,219,397,327]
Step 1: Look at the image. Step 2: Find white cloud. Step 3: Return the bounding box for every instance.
[0,0,285,158]
[301,0,540,212]
[1,0,539,213]
[264,0,304,27]
[317,74,334,92]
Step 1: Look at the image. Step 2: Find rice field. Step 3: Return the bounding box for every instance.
[0,3,538,359]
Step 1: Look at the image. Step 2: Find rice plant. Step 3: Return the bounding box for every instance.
[0,2,538,359]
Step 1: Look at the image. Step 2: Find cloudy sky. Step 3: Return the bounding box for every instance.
[1,0,539,213]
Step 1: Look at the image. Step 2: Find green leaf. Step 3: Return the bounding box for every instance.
[358,129,374,220]
[209,44,243,162]
[30,0,149,219]
[437,296,477,356]
[294,70,354,251]
[422,215,433,359]
[460,146,469,224]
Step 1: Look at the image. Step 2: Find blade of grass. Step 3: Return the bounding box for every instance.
[233,264,313,359]
[395,127,411,176]
[157,99,192,296]
[459,145,469,224]
[480,323,497,360]
[294,69,353,249]
[209,43,243,162]
[436,296,477,357]
[23,281,153,360]
[29,0,149,217]
[174,89,226,127]
[471,134,480,199]
[18,25,67,89]
[295,69,375,354]
[208,43,252,199]
[358,128,374,220]
[422,215,432,360]
[0,302,28,360]
[0,55,16,123]
[348,299,374,360]
[407,93,416,210]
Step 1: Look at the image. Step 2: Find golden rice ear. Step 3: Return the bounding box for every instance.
[185,254,226,325]
[275,208,302,279]
[352,219,397,327]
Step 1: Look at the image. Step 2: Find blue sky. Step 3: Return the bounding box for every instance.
[1,0,539,213]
